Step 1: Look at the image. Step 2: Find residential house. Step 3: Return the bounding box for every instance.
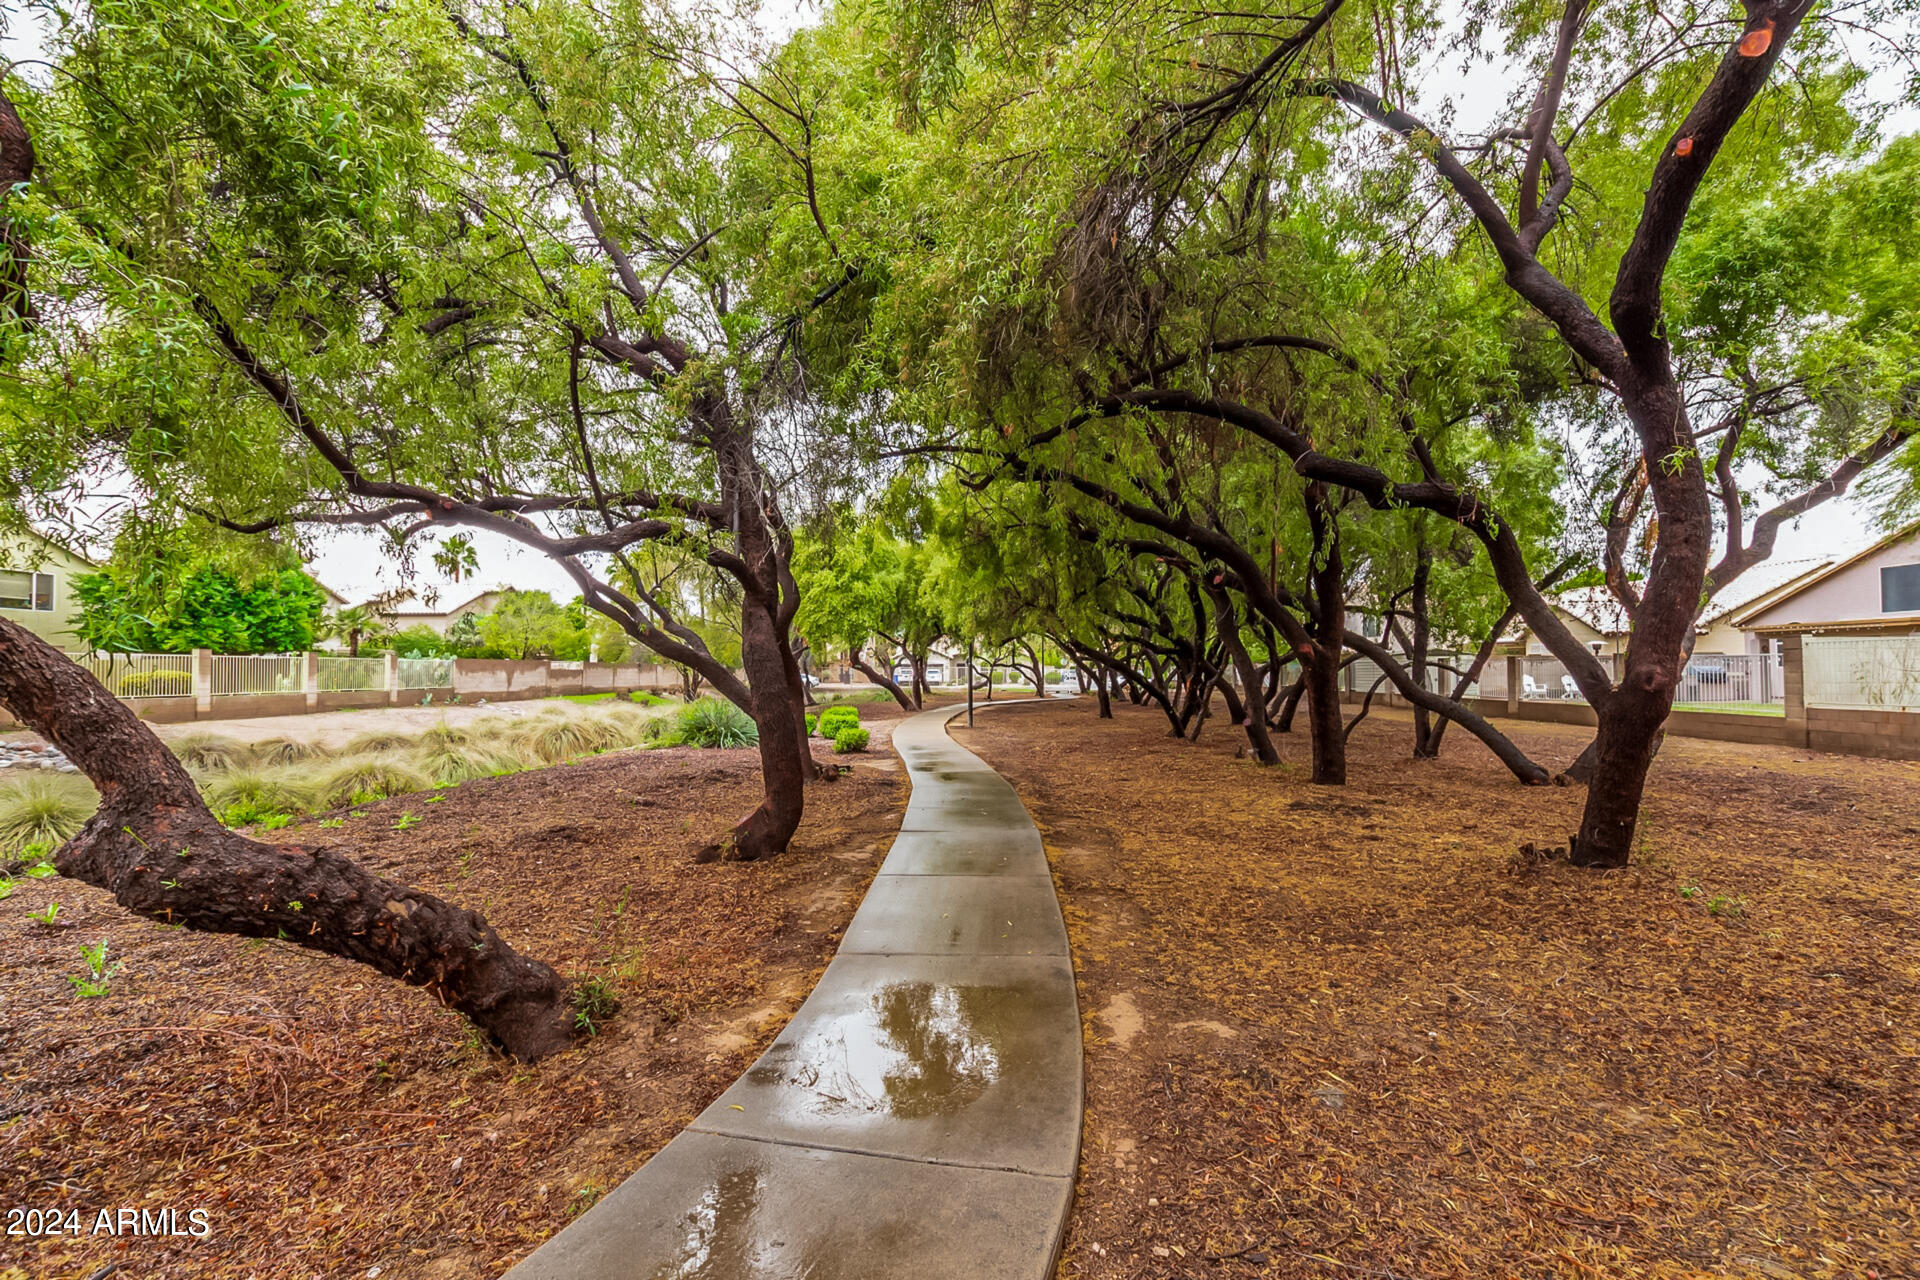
[1737,522,1920,640]
[372,588,505,635]
[1501,587,1632,658]
[1693,557,1833,654]
[0,529,95,647]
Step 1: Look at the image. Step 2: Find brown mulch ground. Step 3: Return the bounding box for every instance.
[958,700,1919,1280]
[0,701,926,1280]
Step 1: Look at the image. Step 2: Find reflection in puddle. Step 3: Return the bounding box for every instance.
[748,981,1007,1119]
[657,1168,786,1279]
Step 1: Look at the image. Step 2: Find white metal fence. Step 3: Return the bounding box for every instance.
[1804,635,1920,711]
[397,657,454,688]
[1674,652,1783,707]
[211,653,303,697]
[67,651,194,698]
[315,655,386,692]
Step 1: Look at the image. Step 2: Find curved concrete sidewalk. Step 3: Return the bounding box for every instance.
[505,705,1081,1280]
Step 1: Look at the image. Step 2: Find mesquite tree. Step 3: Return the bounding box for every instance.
[0,0,868,858]
[0,620,576,1059]
[792,0,1917,865]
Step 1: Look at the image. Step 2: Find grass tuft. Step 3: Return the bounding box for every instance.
[169,733,251,771]
[517,715,625,763]
[309,756,431,810]
[0,773,100,853]
[248,736,334,767]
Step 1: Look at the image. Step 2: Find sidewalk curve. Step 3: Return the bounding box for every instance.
[503,704,1082,1280]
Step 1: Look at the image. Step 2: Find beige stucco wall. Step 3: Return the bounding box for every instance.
[1742,529,1920,631]
[0,533,91,648]
[1693,618,1761,655]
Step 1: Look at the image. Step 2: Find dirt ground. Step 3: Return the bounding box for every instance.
[957,700,1919,1280]
[0,700,931,1279]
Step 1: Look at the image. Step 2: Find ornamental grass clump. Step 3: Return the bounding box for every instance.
[341,729,416,757]
[200,767,317,826]
[0,773,99,854]
[517,714,626,763]
[168,732,251,771]
[248,736,334,767]
[309,755,431,810]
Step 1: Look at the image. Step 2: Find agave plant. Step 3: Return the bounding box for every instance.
[676,699,758,749]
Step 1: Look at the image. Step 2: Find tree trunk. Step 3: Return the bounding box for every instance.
[909,653,929,708]
[703,404,814,861]
[1569,381,1714,866]
[848,643,916,710]
[1207,582,1280,765]
[0,619,575,1060]
[1094,666,1113,718]
[1302,483,1348,785]
[1409,540,1436,757]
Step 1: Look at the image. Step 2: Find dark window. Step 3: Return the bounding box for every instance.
[1884,563,1920,613]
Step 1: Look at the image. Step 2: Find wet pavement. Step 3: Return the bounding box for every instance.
[504,705,1081,1280]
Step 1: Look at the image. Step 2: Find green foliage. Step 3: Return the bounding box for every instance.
[201,768,315,825]
[676,699,759,748]
[113,669,192,697]
[0,774,100,854]
[73,560,326,654]
[831,726,870,754]
[804,712,817,736]
[571,976,621,1036]
[816,705,862,737]
[69,939,125,997]
[479,591,580,660]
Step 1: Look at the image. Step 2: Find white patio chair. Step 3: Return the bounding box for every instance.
[1561,674,1580,700]
[1522,674,1544,699]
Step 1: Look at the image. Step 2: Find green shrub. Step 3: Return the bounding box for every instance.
[310,756,430,810]
[247,736,333,767]
[169,733,251,771]
[831,726,870,754]
[0,774,100,853]
[804,712,817,736]
[641,716,682,746]
[677,699,759,749]
[817,706,861,737]
[115,669,191,697]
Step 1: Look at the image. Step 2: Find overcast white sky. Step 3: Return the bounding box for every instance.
[4,0,1908,605]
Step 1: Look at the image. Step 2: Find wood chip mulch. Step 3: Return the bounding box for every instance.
[961,699,1918,1280]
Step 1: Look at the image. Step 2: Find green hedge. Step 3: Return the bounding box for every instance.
[831,726,870,754]
[116,669,191,697]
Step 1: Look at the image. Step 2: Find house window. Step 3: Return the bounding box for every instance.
[1883,563,1920,613]
[0,570,54,612]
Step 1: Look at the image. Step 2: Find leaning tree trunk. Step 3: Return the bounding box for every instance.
[1206,582,1280,765]
[0,619,576,1060]
[848,642,916,711]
